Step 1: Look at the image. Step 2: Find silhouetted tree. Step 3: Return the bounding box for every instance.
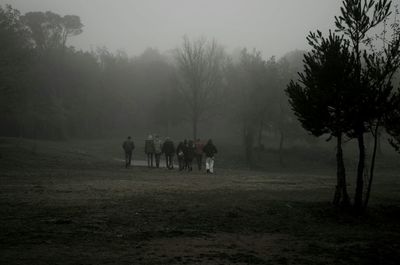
[335,0,395,210]
[363,21,400,207]
[386,93,400,152]
[286,31,355,207]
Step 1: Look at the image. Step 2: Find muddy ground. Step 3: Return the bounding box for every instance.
[0,138,400,264]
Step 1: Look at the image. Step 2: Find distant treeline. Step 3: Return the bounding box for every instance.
[0,5,309,158]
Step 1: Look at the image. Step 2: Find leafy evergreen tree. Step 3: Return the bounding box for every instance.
[335,0,400,210]
[286,32,355,207]
[288,0,400,210]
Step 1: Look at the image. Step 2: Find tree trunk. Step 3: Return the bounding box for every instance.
[364,122,380,208]
[354,131,365,211]
[333,133,350,207]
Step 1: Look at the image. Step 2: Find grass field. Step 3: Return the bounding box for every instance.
[0,137,399,264]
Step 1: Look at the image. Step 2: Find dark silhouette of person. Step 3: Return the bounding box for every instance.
[194,138,204,170]
[162,137,175,169]
[122,136,135,168]
[182,139,189,170]
[186,140,195,171]
[145,134,155,168]
[203,139,218,174]
[176,141,185,171]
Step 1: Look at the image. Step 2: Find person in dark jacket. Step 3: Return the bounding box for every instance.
[176,141,185,171]
[185,140,195,171]
[145,134,155,168]
[162,137,175,169]
[122,136,135,168]
[203,139,218,174]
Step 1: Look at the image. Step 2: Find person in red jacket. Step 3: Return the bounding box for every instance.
[194,139,204,171]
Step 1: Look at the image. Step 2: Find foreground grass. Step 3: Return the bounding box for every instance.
[0,138,399,264]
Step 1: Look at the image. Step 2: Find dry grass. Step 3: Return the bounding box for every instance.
[0,138,399,264]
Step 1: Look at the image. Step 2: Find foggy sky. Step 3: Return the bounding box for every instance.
[2,0,344,58]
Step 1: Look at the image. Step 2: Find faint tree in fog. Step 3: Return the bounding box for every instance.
[174,36,225,140]
[226,49,275,166]
[286,32,356,207]
[275,51,306,165]
[134,48,180,134]
[21,11,84,139]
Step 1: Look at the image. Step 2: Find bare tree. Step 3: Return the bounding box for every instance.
[174,36,225,140]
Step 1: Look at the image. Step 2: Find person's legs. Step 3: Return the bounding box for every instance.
[184,157,189,170]
[209,157,215,174]
[179,157,184,171]
[168,155,174,169]
[205,157,210,173]
[150,153,154,168]
[128,151,132,166]
[125,152,129,168]
[196,154,202,170]
[155,154,160,168]
[147,153,150,167]
[165,155,169,168]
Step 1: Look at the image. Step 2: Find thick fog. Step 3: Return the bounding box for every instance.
[2,0,400,169]
[2,0,341,58]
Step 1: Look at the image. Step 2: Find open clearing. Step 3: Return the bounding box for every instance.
[0,138,400,264]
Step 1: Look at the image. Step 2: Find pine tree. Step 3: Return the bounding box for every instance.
[286,31,355,207]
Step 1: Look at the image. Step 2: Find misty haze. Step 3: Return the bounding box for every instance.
[1,0,400,264]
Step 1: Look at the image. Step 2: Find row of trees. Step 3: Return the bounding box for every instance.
[287,0,400,211]
[0,4,306,161]
[0,5,177,139]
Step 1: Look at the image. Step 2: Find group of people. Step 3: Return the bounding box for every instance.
[122,135,218,174]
